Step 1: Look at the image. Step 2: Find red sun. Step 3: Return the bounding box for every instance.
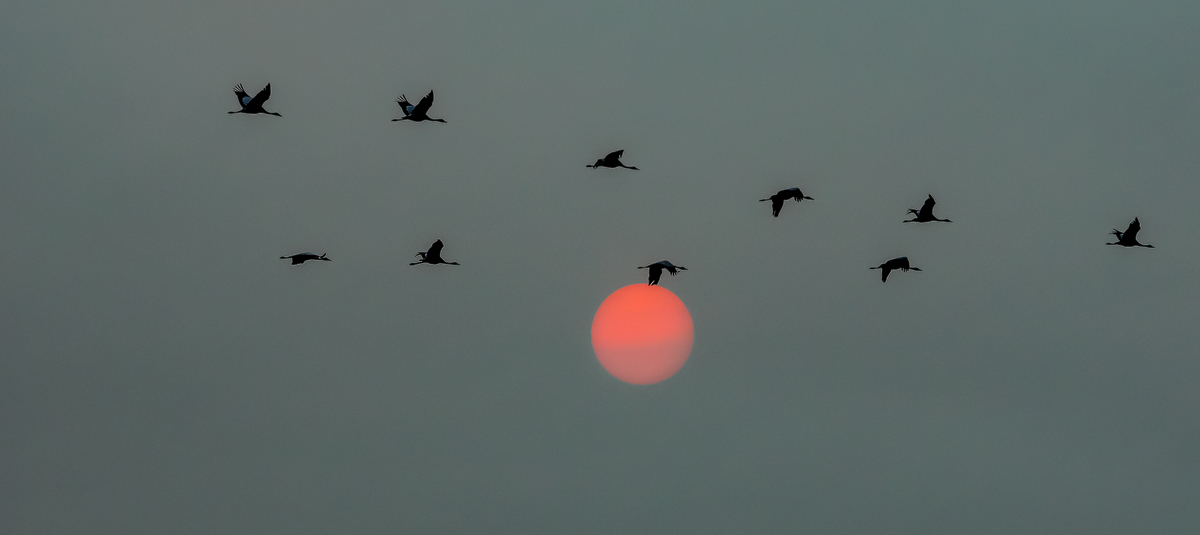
[591,284,694,385]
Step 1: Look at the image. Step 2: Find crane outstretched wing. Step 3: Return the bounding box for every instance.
[647,265,662,285]
[921,196,936,214]
[771,196,784,217]
[1124,219,1141,241]
[428,239,444,257]
[396,95,414,116]
[233,84,251,107]
[247,84,272,109]
[412,90,435,117]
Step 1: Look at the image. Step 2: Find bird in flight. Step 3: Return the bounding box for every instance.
[638,260,686,286]
[759,188,813,217]
[280,252,329,265]
[228,83,281,117]
[870,256,921,282]
[903,194,952,223]
[411,239,459,265]
[392,91,447,123]
[587,150,639,170]
[1106,217,1154,248]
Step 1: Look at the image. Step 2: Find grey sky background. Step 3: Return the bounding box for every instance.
[4,0,1200,532]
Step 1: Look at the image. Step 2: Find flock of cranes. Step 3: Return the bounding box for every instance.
[234,82,1156,285]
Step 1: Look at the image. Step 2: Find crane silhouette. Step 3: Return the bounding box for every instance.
[637,260,686,286]
[411,239,459,265]
[870,256,921,282]
[392,91,446,123]
[759,188,813,217]
[280,252,329,265]
[903,195,951,223]
[586,150,639,170]
[228,84,281,117]
[1106,217,1154,248]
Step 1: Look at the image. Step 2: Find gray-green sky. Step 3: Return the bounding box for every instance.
[4,1,1200,533]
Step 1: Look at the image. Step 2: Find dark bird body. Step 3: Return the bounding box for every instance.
[903,195,951,223]
[280,252,329,265]
[229,84,281,116]
[637,260,686,286]
[393,91,446,123]
[1106,217,1154,248]
[587,150,639,170]
[759,188,813,217]
[411,239,459,265]
[870,256,921,282]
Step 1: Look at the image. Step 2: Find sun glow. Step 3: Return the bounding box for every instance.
[591,284,694,385]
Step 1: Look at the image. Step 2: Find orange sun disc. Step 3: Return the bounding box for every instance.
[591,284,694,385]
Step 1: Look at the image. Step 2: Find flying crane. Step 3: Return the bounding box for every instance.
[903,195,951,223]
[1106,217,1154,248]
[587,150,639,170]
[392,91,447,123]
[759,188,814,217]
[411,239,460,265]
[280,252,329,265]
[637,260,686,286]
[228,83,281,117]
[870,256,920,282]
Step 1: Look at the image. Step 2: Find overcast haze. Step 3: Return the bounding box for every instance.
[4,1,1200,533]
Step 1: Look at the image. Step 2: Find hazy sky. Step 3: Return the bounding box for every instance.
[4,1,1200,533]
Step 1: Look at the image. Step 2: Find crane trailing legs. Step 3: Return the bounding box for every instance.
[637,260,686,286]
[392,91,447,123]
[759,188,813,217]
[229,83,281,117]
[870,256,920,282]
[903,194,951,223]
[280,252,330,265]
[1106,217,1154,248]
[587,150,639,170]
[411,239,460,265]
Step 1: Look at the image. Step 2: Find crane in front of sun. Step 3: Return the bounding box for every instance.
[638,260,686,286]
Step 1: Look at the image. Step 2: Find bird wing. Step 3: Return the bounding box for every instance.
[396,95,413,116]
[881,267,891,282]
[1124,219,1141,241]
[604,150,624,165]
[233,84,251,107]
[895,256,910,270]
[647,265,662,285]
[247,83,272,109]
[428,239,444,257]
[771,196,784,217]
[412,90,435,117]
[921,196,936,214]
